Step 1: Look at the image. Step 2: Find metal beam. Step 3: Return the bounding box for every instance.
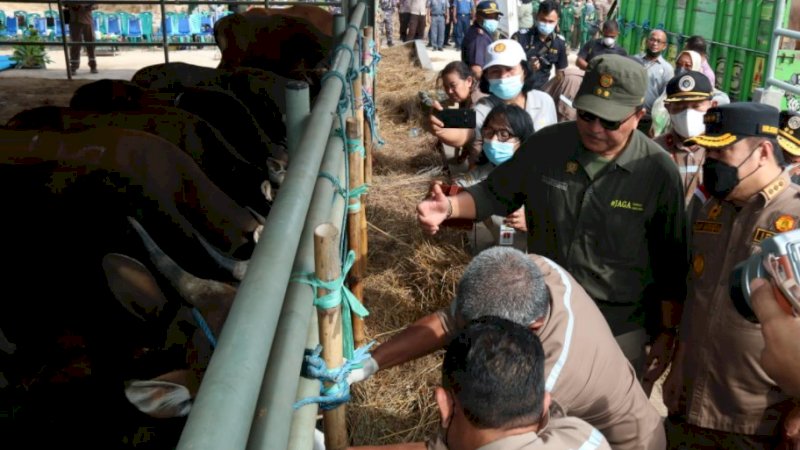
[176,3,366,449]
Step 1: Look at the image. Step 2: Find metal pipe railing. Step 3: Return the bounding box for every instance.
[246,121,347,450]
[175,3,366,449]
[287,315,322,450]
[765,0,800,96]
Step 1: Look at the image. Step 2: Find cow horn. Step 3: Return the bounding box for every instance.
[194,230,249,282]
[127,217,237,303]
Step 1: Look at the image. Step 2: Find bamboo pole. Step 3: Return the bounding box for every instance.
[314,223,347,450]
[346,118,366,347]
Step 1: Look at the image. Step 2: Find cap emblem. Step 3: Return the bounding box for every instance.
[493,42,506,52]
[599,73,613,88]
[678,75,695,92]
[789,116,800,130]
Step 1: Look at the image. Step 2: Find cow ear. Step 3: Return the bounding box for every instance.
[102,253,169,322]
[124,371,195,418]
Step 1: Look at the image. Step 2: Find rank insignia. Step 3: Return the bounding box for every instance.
[707,203,722,221]
[774,214,796,232]
[566,161,578,174]
[693,254,704,275]
[753,227,776,244]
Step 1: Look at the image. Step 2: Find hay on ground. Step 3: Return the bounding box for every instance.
[347,44,473,445]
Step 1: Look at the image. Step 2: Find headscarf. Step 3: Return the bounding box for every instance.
[676,50,702,72]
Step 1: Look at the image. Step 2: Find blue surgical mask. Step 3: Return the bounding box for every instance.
[488,76,524,100]
[483,139,516,165]
[536,21,556,35]
[482,19,499,35]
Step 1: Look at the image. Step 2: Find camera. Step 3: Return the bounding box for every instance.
[730,229,800,323]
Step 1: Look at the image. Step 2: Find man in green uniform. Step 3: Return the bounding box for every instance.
[558,0,575,49]
[416,54,689,380]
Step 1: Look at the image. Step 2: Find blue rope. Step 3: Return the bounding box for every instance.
[362,86,385,147]
[291,250,369,360]
[191,307,217,350]
[293,342,375,410]
[320,70,351,117]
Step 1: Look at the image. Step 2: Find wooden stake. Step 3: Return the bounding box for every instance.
[314,223,347,450]
[346,118,366,347]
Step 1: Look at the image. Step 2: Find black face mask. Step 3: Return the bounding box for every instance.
[702,144,762,199]
[645,48,662,57]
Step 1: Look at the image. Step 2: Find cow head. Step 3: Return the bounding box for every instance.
[102,218,238,418]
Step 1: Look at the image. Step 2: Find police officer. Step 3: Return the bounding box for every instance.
[653,70,715,208]
[427,0,449,51]
[379,0,398,46]
[461,1,501,78]
[512,0,567,90]
[777,110,800,184]
[576,20,627,70]
[417,54,689,377]
[452,0,474,49]
[661,103,800,449]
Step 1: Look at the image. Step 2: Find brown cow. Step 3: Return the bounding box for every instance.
[244,5,334,36]
[0,127,260,258]
[213,12,333,87]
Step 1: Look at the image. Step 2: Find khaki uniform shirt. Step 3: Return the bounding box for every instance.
[436,255,665,450]
[679,173,800,435]
[466,122,689,315]
[653,130,706,207]
[426,417,611,450]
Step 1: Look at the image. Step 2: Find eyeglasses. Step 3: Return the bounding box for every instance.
[576,109,637,131]
[647,37,666,44]
[481,128,516,142]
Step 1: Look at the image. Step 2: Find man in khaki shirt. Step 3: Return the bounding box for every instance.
[345,316,610,450]
[349,247,665,449]
[661,103,800,449]
[653,71,716,209]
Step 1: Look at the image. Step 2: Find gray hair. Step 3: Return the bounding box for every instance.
[454,247,550,326]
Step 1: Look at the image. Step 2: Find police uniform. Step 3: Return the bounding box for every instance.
[653,71,714,208]
[465,55,689,368]
[435,255,666,450]
[379,0,397,46]
[777,109,800,184]
[670,103,799,448]
[577,38,628,66]
[452,0,473,48]
[513,27,568,90]
[462,2,501,70]
[427,0,448,50]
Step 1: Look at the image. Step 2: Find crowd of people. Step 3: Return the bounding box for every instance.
[318,0,800,449]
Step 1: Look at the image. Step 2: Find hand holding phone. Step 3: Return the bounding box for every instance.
[435,108,477,129]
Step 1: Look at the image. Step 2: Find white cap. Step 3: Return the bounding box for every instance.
[482,39,527,70]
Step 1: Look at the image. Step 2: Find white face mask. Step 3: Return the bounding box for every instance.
[670,108,706,139]
[602,37,616,47]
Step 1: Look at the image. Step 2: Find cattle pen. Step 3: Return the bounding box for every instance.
[0,0,399,449]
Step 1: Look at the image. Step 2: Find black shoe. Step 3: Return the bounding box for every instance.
[90,68,98,74]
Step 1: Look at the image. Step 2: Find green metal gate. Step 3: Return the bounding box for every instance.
[617,0,791,102]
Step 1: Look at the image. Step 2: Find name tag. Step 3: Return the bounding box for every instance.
[753,227,775,244]
[541,175,567,191]
[693,221,722,234]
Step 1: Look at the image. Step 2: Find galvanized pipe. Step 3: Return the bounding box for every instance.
[176,4,366,449]
[286,81,311,158]
[159,0,169,63]
[767,77,800,96]
[766,0,800,82]
[246,123,347,450]
[287,314,322,450]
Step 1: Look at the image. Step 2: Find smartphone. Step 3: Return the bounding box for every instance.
[435,109,476,129]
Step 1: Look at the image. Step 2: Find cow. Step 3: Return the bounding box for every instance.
[213,12,333,87]
[0,130,254,444]
[5,105,274,217]
[68,79,282,173]
[244,5,335,36]
[0,127,261,261]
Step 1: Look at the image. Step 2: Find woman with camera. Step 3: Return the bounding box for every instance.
[427,39,556,168]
